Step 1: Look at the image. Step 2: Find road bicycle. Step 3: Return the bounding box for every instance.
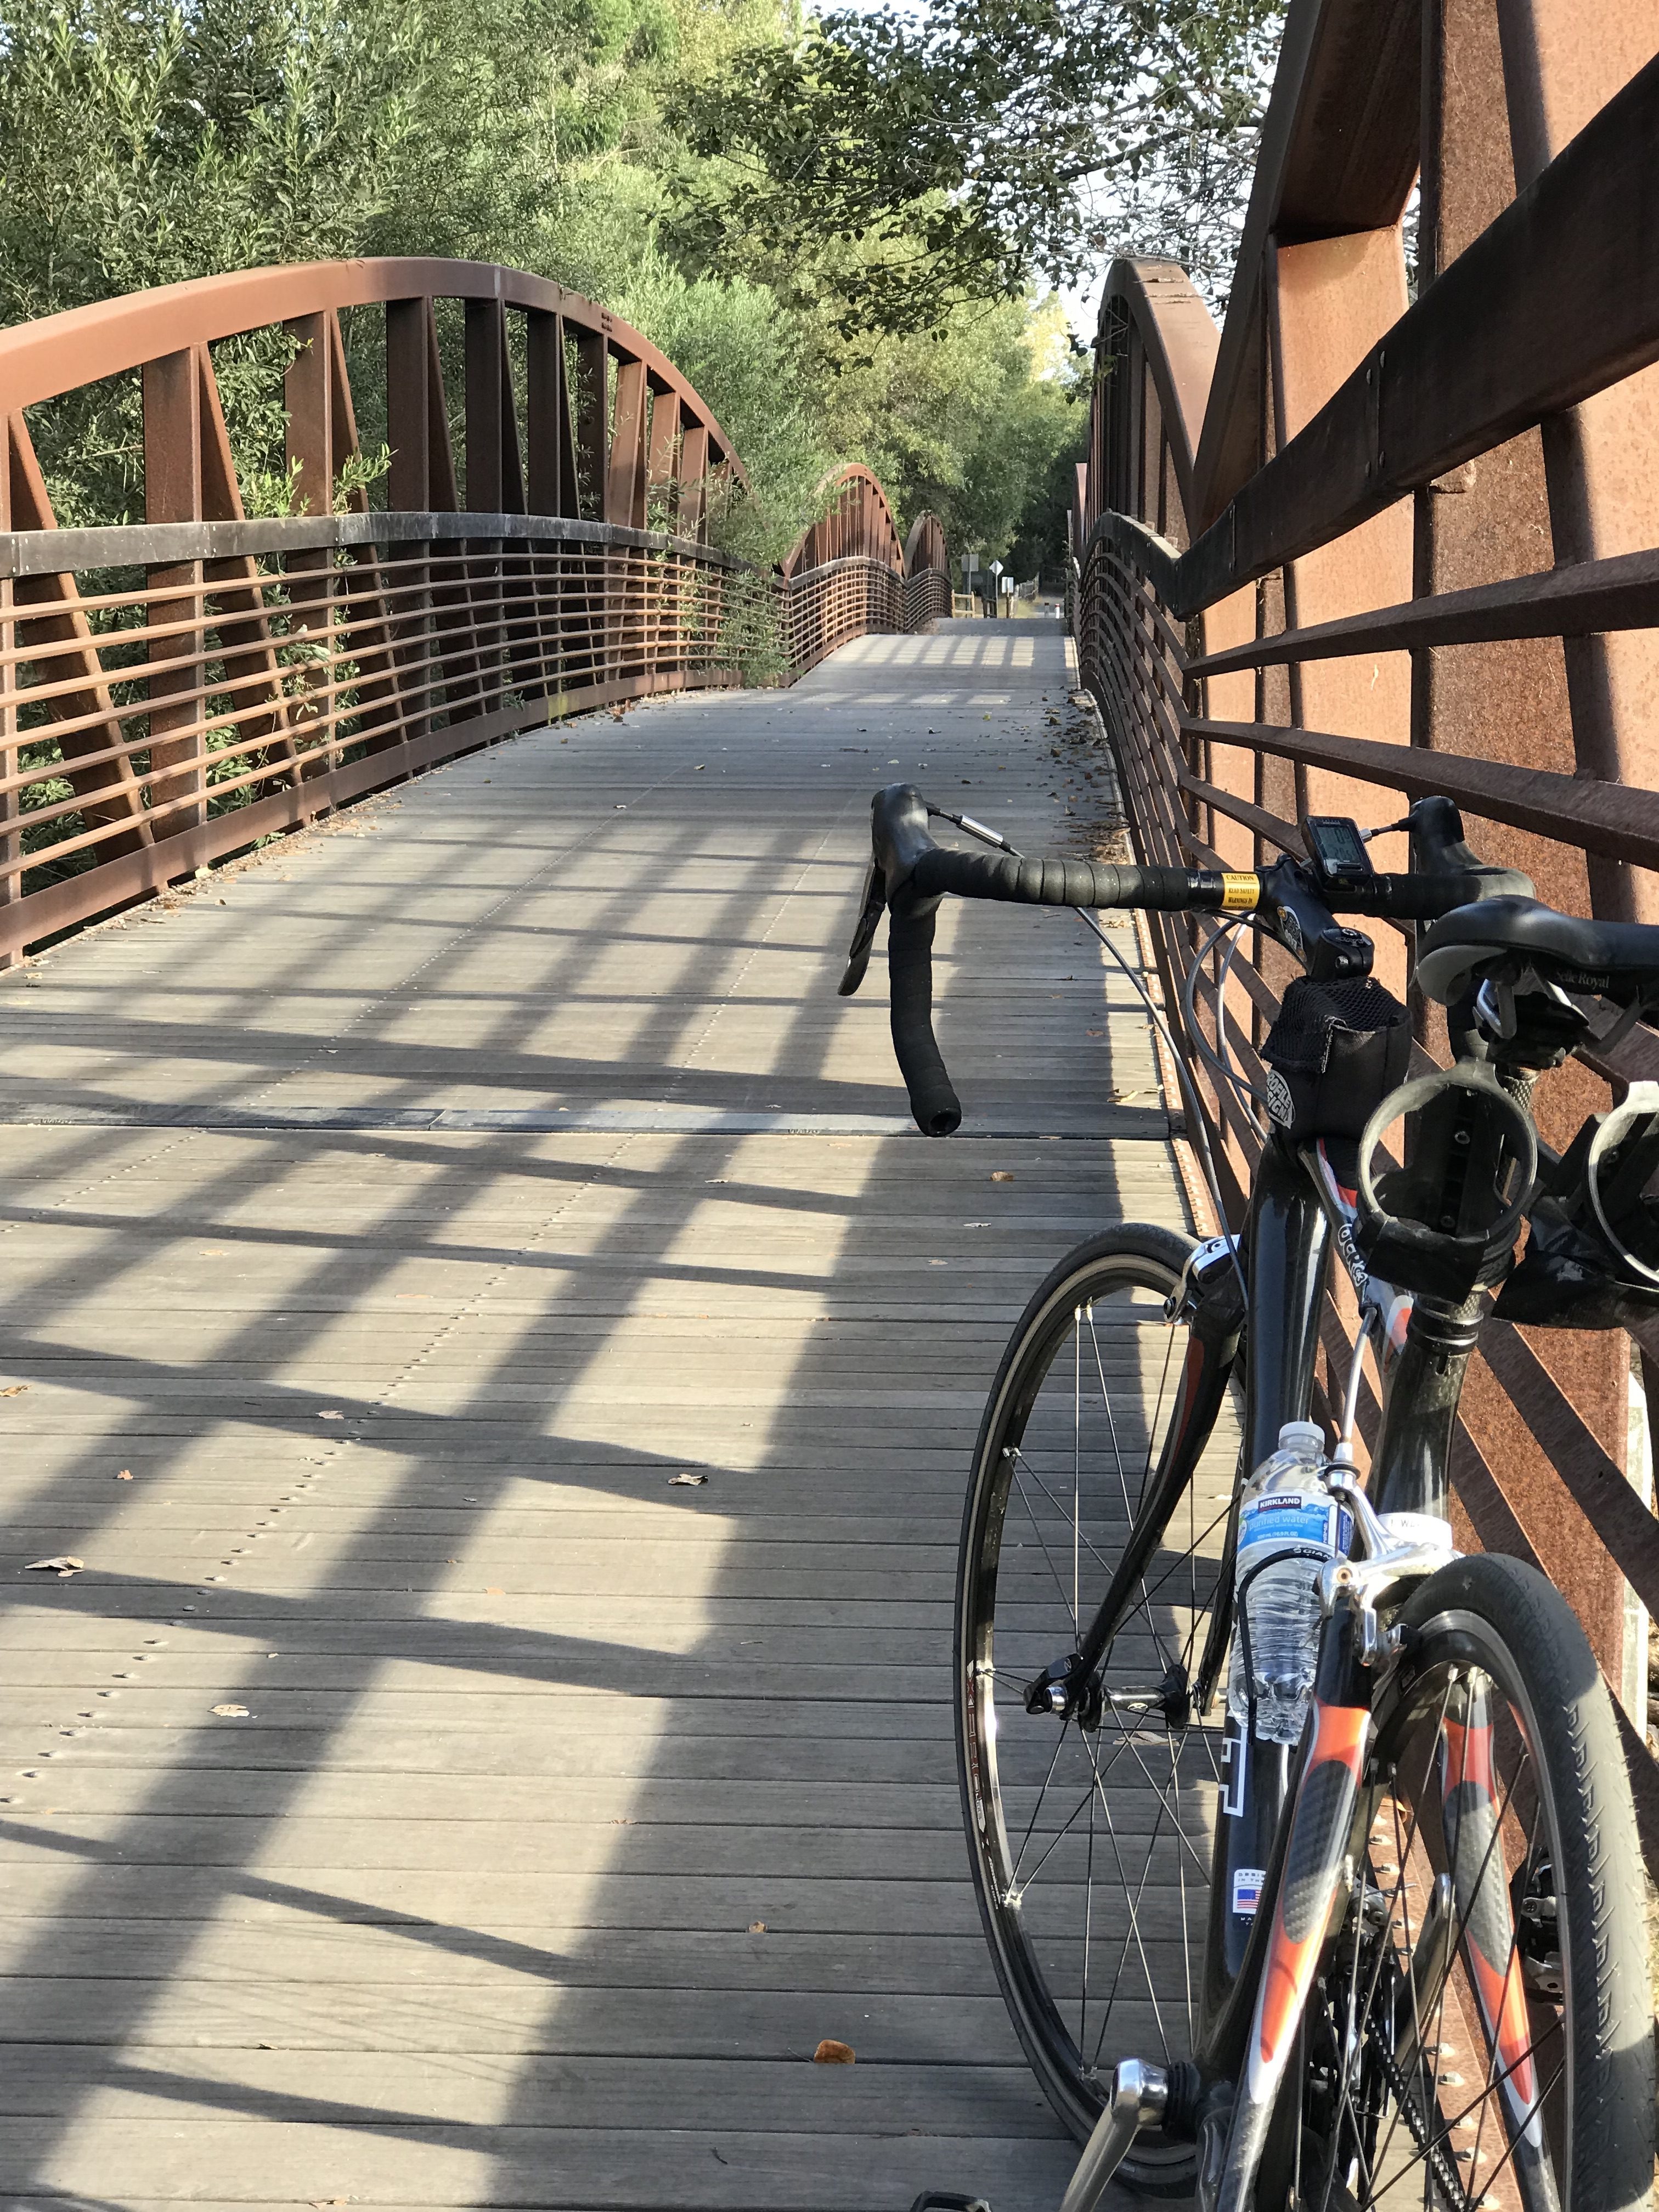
[841,786,1657,2212]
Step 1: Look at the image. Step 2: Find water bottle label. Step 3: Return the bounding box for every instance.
[1232,1866,1267,1917]
[1239,1493,1346,1554]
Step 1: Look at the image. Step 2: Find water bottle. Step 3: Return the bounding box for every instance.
[1226,1421,1352,1745]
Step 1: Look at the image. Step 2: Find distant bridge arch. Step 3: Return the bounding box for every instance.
[780,464,949,671]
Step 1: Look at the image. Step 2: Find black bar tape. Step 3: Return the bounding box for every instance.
[912,848,1218,911]
[887,906,962,1137]
[1342,873,1511,920]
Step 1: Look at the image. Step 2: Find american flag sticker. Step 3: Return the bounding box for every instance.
[1233,1867,1266,1917]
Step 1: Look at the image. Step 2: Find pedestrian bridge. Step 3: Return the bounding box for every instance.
[4,0,1659,2199]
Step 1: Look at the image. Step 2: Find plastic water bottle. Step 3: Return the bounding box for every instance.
[1226,1421,1352,1745]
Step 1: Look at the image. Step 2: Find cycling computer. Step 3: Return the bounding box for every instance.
[1304,815,1374,891]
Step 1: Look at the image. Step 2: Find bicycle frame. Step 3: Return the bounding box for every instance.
[1065,1122,1493,2096]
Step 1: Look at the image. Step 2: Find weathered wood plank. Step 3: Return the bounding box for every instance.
[0,619,1172,2207]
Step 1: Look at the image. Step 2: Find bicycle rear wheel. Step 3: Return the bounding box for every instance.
[1295,1551,1654,2212]
[955,1224,1245,2183]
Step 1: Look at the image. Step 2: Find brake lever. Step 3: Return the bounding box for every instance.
[838,860,886,997]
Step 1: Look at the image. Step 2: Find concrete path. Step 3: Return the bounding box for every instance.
[0,617,1190,2209]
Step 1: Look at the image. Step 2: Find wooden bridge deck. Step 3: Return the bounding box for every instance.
[0,618,1193,2211]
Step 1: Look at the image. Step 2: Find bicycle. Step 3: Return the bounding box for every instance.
[842,785,1657,2212]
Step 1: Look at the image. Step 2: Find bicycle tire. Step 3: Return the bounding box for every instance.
[1293,1550,1654,2211]
[954,1223,1244,2185]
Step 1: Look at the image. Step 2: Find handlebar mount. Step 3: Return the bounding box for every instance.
[840,784,1532,1138]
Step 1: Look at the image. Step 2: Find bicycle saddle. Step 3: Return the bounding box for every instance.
[1416,895,1659,1005]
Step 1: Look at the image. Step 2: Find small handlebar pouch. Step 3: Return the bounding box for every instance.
[1261,978,1410,1146]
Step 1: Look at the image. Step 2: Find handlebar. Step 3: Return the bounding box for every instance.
[844,784,1532,1138]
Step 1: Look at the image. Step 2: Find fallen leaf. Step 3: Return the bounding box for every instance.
[990,1171,1013,1183]
[484,1585,505,1596]
[669,1471,708,1487]
[1,1385,27,1397]
[748,1921,766,1934]
[25,1556,82,1577]
[317,1409,344,1420]
[211,1703,250,1719]
[115,1469,133,1481]
[812,2039,855,2064]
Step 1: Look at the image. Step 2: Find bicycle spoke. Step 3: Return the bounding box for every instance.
[959,1237,1243,2158]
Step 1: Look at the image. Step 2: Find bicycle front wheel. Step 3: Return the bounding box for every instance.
[1296,1550,1654,2212]
[955,1223,1245,2182]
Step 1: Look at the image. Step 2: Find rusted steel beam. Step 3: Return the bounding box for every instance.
[572,331,607,525]
[608,358,648,529]
[1169,50,1659,617]
[1189,713,1659,867]
[647,392,680,530]
[524,311,576,520]
[4,414,151,865]
[143,347,211,839]
[464,297,521,515]
[0,260,745,493]
[1192,0,1421,533]
[1189,544,1659,675]
[286,309,398,759]
[0,510,744,577]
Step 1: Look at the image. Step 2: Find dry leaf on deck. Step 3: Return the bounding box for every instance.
[115,1470,133,1481]
[317,1409,345,1420]
[748,1921,766,1934]
[211,1703,251,1719]
[1,1385,27,1397]
[812,2039,855,2064]
[25,1556,82,1577]
[668,1471,708,1487]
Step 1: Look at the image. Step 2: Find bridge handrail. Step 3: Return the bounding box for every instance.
[0,257,947,970]
[1073,0,1659,1861]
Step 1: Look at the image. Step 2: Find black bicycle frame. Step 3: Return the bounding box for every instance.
[1065,1121,1486,2062]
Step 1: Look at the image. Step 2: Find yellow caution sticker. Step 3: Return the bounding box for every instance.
[1220,872,1261,912]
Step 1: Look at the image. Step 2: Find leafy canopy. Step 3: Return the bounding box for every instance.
[672,0,1280,337]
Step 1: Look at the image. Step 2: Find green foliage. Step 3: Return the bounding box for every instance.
[0,0,1193,580]
[611,249,831,563]
[811,293,1082,568]
[671,0,1282,335]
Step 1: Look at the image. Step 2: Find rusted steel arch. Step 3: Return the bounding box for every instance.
[779,466,949,673]
[781,464,906,580]
[1189,0,1419,535]
[1080,259,1218,553]
[0,258,951,967]
[0,258,743,490]
[902,511,947,578]
[0,253,772,973]
[1071,0,1659,1856]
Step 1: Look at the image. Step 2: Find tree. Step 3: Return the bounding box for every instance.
[670,0,1282,338]
[0,0,1103,564]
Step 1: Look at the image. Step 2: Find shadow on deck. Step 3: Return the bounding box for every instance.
[0,619,1191,2210]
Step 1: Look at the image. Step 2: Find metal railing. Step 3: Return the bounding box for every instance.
[1073,2,1659,1854]
[0,264,947,965]
[779,470,949,671]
